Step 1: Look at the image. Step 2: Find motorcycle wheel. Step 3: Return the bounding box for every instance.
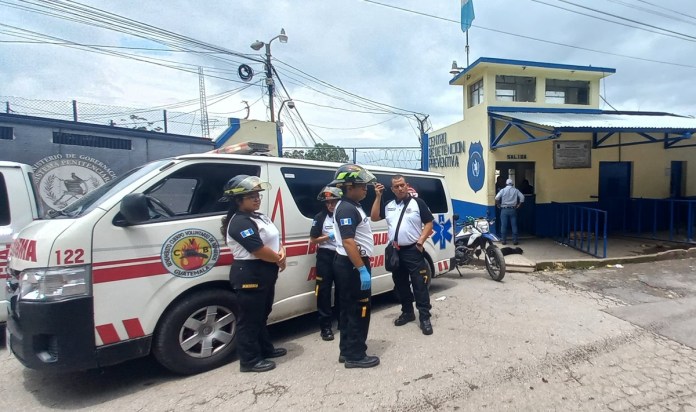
[485,245,506,281]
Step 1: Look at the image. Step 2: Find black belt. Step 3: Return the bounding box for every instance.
[502,206,516,209]
[396,242,417,249]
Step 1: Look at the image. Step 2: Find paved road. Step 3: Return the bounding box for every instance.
[1,259,696,411]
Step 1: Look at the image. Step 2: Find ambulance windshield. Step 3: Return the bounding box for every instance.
[50,160,172,219]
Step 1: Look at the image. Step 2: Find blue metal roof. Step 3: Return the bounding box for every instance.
[450,57,616,85]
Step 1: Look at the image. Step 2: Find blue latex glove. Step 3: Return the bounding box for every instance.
[358,266,371,290]
[327,232,336,241]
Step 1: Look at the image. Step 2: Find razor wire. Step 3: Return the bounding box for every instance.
[1,96,229,138]
[283,146,422,170]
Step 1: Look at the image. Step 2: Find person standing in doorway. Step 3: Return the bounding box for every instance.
[495,178,525,245]
[309,186,343,341]
[371,175,435,335]
[220,175,287,373]
[519,179,534,195]
[331,164,380,369]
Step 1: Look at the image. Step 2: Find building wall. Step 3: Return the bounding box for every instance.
[0,115,213,212]
[432,117,696,234]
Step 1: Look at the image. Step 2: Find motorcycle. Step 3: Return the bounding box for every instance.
[451,214,506,281]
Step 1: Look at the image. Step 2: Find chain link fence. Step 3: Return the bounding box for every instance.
[1,96,229,138]
[2,97,424,169]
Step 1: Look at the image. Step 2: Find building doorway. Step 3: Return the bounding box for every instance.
[495,161,536,236]
[598,161,632,232]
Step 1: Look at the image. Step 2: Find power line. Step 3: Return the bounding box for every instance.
[634,0,696,21]
[361,0,696,70]
[306,115,400,130]
[554,0,696,41]
[0,24,261,84]
[530,0,696,43]
[603,0,696,26]
[274,57,420,116]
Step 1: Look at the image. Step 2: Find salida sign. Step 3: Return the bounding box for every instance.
[428,133,465,168]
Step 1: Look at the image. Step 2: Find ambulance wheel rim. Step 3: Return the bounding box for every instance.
[178,305,236,359]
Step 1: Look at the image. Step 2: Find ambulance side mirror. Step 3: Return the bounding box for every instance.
[115,193,151,226]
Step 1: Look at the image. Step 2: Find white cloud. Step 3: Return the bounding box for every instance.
[1,0,695,149]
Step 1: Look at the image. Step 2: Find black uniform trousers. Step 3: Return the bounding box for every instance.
[315,247,339,329]
[230,259,279,368]
[393,244,431,320]
[333,255,371,362]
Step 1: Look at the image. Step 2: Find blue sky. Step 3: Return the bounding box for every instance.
[1,0,695,149]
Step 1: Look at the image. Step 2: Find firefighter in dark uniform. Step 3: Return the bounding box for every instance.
[371,175,435,335]
[330,164,380,369]
[220,175,287,373]
[309,186,343,341]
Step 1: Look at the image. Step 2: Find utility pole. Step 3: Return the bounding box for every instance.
[250,29,287,123]
[263,45,275,123]
[415,114,430,171]
[198,67,210,139]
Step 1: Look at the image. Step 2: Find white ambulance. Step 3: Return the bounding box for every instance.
[1,162,41,339]
[7,154,455,374]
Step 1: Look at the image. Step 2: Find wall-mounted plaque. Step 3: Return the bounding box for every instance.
[553,140,591,169]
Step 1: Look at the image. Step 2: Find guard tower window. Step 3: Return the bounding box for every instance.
[495,75,536,102]
[0,126,12,140]
[468,79,484,108]
[545,79,590,105]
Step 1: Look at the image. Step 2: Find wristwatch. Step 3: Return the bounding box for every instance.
[416,242,423,247]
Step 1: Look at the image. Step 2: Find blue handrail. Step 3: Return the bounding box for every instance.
[622,198,696,243]
[552,202,608,258]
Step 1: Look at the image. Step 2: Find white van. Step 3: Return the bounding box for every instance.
[1,162,41,336]
[7,154,455,374]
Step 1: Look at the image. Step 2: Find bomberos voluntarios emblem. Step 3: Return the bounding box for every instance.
[161,229,220,278]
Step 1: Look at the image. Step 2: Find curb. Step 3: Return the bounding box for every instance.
[534,246,696,271]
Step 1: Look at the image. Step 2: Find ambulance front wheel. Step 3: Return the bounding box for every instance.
[153,288,239,375]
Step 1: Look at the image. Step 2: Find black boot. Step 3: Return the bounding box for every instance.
[344,355,380,369]
[420,319,433,335]
[320,327,334,341]
[240,359,276,373]
[394,312,416,326]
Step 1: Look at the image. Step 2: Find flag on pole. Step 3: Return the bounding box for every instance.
[461,0,475,32]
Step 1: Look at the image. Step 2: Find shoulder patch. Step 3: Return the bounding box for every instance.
[240,228,255,238]
[339,218,352,226]
[311,219,318,226]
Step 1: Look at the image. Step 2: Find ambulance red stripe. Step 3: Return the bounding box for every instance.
[286,245,309,257]
[96,324,120,344]
[122,318,145,339]
[93,252,235,283]
[92,255,160,268]
[93,261,166,284]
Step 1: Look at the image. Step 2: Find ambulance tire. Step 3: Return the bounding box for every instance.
[153,289,239,375]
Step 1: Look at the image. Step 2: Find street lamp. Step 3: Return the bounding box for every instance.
[276,99,295,156]
[449,60,465,75]
[250,28,288,122]
[276,99,295,128]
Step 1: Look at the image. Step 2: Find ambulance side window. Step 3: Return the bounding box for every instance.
[0,173,9,225]
[280,167,335,218]
[145,163,260,220]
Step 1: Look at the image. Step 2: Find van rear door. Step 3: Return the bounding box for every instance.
[0,162,40,328]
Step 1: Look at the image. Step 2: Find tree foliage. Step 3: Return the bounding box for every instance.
[283,143,349,163]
